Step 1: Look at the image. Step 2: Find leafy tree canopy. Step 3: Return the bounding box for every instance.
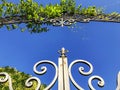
[0,66,46,90]
[0,0,119,33]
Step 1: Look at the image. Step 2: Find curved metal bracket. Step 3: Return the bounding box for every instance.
[33,60,58,90]
[0,72,13,90]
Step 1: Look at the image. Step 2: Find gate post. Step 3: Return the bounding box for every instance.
[58,48,70,90]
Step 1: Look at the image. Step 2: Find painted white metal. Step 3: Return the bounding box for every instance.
[116,72,120,90]
[33,60,58,90]
[58,57,64,90]
[69,59,93,90]
[88,75,105,90]
[0,48,107,90]
[58,57,70,90]
[25,77,41,90]
[63,57,70,90]
[58,47,70,90]
[0,72,13,90]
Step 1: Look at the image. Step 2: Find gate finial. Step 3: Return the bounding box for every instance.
[58,47,68,57]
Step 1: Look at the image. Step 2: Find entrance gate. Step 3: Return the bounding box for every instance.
[0,48,120,90]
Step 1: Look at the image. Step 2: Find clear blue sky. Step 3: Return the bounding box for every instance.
[0,0,120,90]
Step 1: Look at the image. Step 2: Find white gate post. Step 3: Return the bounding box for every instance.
[58,48,70,90]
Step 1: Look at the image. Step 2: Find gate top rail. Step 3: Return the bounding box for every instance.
[0,48,120,90]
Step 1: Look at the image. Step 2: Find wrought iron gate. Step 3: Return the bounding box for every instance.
[0,48,120,90]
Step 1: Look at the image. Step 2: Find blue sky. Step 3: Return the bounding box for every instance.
[0,0,120,90]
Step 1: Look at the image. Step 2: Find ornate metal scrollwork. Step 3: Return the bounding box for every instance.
[0,72,13,90]
[68,59,105,90]
[33,60,58,90]
[69,59,93,90]
[25,77,41,90]
[88,75,105,90]
[50,18,75,27]
[0,48,106,90]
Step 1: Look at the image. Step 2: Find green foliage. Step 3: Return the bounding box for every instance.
[0,0,104,19]
[60,0,76,14]
[44,4,62,18]
[109,12,120,17]
[0,0,110,32]
[26,22,49,33]
[67,0,76,14]
[0,66,46,90]
[19,0,40,20]
[12,24,18,29]
[6,25,11,30]
[75,4,82,14]
[80,6,99,16]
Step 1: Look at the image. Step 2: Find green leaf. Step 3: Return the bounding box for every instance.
[27,15,32,20]
[39,17,44,21]
[21,28,26,32]
[6,25,11,30]
[12,24,18,29]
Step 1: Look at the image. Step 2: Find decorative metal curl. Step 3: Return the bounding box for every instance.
[25,77,41,90]
[88,75,105,90]
[0,72,13,90]
[33,60,58,90]
[50,18,75,27]
[69,59,93,90]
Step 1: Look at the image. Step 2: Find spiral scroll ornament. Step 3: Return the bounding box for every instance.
[88,75,105,90]
[0,48,107,90]
[33,60,58,90]
[0,72,13,90]
[25,77,41,90]
[69,59,93,90]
